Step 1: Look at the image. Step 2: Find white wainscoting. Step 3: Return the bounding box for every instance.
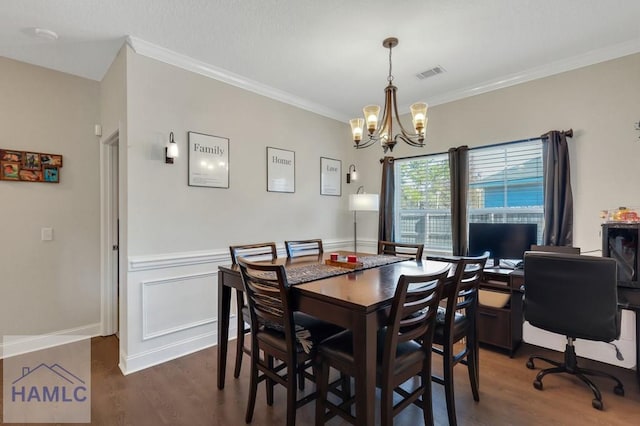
[141,272,218,340]
[120,238,353,374]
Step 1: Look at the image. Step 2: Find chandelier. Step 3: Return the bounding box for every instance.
[350,37,428,153]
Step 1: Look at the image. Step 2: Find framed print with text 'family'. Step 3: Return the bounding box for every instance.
[188,132,229,188]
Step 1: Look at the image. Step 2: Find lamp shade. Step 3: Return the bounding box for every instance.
[167,142,179,158]
[349,193,379,212]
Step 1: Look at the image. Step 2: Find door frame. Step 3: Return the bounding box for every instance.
[100,130,119,336]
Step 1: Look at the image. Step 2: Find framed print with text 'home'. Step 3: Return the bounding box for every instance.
[266,147,295,193]
[188,132,229,188]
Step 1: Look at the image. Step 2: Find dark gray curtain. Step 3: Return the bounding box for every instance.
[449,146,469,255]
[542,130,573,246]
[378,156,395,242]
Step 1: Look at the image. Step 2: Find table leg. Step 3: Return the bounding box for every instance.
[217,273,232,389]
[352,312,377,426]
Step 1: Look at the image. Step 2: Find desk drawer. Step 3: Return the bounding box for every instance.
[478,306,510,349]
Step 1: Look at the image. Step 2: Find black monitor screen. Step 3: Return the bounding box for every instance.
[468,223,537,266]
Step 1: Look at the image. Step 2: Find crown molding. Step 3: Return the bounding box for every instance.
[125,36,349,123]
[425,38,640,107]
[126,35,639,121]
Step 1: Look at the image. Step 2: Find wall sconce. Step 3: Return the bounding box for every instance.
[346,164,357,183]
[165,132,179,164]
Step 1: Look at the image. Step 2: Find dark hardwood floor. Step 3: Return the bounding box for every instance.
[1,335,638,425]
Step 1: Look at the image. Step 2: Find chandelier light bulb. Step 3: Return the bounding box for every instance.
[350,118,364,144]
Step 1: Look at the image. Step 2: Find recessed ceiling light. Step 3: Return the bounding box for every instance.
[33,28,59,41]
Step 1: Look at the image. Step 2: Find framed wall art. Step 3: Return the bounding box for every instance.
[188,131,229,188]
[0,149,62,183]
[266,147,295,193]
[320,157,341,196]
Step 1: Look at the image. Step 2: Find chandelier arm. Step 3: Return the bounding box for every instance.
[371,83,393,141]
[395,134,425,147]
[354,136,378,149]
[391,89,419,137]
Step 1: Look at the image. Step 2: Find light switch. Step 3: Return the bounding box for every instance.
[41,227,53,241]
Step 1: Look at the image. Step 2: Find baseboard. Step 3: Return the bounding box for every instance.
[1,323,101,359]
[118,329,219,375]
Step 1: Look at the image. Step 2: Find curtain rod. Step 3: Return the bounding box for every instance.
[380,129,573,163]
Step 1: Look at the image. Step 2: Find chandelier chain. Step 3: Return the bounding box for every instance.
[387,44,394,83]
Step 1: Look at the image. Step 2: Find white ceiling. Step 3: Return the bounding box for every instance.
[2,0,639,122]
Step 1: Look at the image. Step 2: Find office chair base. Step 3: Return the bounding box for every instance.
[526,343,625,410]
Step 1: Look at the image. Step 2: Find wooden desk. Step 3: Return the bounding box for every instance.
[478,268,524,356]
[217,255,451,426]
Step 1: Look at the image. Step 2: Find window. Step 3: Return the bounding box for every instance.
[394,153,452,255]
[468,139,544,243]
[394,139,544,255]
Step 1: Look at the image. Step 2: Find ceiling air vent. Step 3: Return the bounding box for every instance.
[416,66,445,80]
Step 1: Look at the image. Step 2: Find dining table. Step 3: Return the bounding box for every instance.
[217,251,453,426]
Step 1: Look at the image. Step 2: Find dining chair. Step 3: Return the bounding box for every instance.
[314,267,450,426]
[238,259,344,426]
[284,239,324,258]
[229,242,278,379]
[378,240,424,260]
[427,252,489,426]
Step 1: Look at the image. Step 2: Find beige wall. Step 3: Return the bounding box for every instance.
[125,50,352,256]
[119,48,354,372]
[0,57,101,337]
[353,53,640,253]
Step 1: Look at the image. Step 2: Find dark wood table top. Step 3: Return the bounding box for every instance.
[220,251,453,313]
[295,259,452,313]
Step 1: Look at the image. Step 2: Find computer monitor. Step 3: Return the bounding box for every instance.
[468,223,538,268]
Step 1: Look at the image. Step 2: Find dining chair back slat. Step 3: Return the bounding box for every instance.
[285,239,324,258]
[230,242,278,264]
[378,240,424,260]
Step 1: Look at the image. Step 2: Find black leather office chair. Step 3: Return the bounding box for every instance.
[523,252,625,410]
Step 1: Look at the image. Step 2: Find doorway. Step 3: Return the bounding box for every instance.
[101,130,119,337]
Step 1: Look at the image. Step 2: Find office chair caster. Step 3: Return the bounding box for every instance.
[592,398,603,410]
[614,384,624,396]
[526,359,535,369]
[533,379,543,390]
